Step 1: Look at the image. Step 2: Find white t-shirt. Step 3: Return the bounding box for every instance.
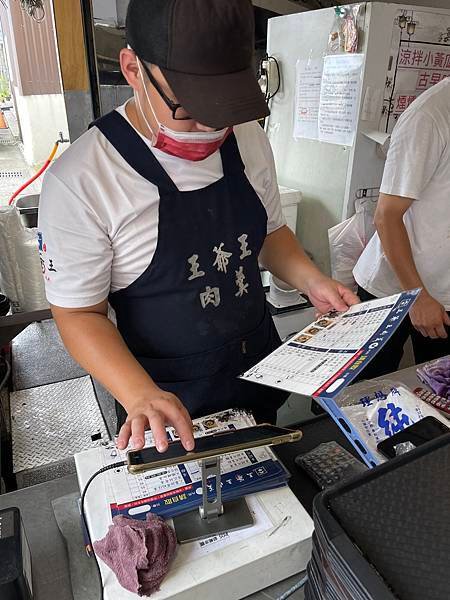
[354,78,450,309]
[38,101,285,308]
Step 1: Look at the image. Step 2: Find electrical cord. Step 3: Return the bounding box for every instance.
[19,0,45,22]
[80,461,127,600]
[258,54,281,104]
[275,574,308,600]
[266,56,281,103]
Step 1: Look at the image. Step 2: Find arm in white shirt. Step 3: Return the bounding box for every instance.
[259,225,359,314]
[376,108,449,339]
[374,193,449,339]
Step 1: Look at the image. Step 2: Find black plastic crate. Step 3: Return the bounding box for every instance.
[314,433,450,600]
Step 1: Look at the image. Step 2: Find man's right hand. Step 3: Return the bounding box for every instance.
[49,302,195,454]
[116,389,195,453]
[409,291,450,339]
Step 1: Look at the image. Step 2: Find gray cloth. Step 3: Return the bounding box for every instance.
[52,492,100,600]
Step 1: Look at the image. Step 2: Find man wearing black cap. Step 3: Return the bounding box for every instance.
[38,0,358,454]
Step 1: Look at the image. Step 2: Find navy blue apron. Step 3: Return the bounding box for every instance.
[93,111,288,429]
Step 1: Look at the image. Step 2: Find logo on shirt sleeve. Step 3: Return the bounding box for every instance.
[37,231,57,281]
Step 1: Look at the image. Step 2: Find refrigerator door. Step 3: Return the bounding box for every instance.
[266,3,450,276]
[266,4,370,274]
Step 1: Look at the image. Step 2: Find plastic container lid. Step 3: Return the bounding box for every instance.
[278,185,302,207]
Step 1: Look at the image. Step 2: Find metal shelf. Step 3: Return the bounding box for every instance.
[0,309,52,346]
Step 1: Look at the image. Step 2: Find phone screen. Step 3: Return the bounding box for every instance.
[377,416,450,459]
[128,424,296,467]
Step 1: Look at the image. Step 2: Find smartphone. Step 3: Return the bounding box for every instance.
[127,424,302,473]
[377,416,450,459]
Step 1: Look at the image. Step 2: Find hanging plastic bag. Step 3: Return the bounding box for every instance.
[342,5,360,53]
[327,4,361,55]
[328,199,376,290]
[327,7,344,54]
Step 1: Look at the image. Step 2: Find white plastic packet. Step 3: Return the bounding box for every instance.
[340,383,449,463]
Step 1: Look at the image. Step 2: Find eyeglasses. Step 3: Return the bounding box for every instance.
[141,62,192,121]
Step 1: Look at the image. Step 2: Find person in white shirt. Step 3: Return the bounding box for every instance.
[38,0,358,454]
[354,77,450,378]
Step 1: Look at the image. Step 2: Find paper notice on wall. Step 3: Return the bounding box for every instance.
[293,58,323,141]
[318,53,364,146]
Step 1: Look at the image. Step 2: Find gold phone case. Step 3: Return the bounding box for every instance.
[127,424,302,473]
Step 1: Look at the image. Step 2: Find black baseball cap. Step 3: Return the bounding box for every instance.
[126,0,269,128]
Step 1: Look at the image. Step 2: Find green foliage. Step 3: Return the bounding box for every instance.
[0,75,10,102]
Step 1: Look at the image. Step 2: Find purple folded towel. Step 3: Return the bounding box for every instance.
[93,514,177,596]
[417,357,450,400]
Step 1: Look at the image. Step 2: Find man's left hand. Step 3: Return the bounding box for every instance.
[305,275,360,315]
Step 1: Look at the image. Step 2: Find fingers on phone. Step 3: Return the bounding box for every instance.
[130,415,147,449]
[148,411,169,453]
[165,403,195,451]
[117,421,132,450]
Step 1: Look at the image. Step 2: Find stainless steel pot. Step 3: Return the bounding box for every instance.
[15,194,39,228]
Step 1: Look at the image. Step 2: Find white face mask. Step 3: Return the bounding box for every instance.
[135,59,231,161]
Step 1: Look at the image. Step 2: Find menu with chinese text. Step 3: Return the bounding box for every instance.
[241,291,419,401]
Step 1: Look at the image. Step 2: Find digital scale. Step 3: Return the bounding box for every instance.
[75,443,314,600]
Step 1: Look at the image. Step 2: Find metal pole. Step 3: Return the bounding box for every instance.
[80,0,102,119]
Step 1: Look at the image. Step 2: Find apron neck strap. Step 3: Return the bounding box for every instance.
[219,131,245,177]
[91,111,178,194]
